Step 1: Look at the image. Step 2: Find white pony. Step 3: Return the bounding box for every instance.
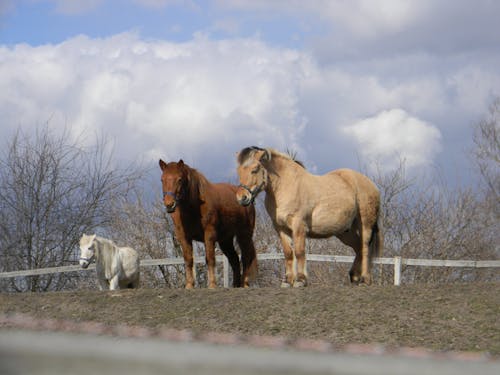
[79,234,140,290]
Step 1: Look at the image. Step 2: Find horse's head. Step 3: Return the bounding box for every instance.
[235,146,271,206]
[79,233,96,269]
[159,159,188,213]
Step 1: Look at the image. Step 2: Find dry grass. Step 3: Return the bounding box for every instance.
[1,282,499,355]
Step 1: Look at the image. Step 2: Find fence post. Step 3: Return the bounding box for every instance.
[394,256,402,286]
[222,256,229,288]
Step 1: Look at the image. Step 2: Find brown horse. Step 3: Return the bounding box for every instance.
[159,159,257,288]
[235,146,382,286]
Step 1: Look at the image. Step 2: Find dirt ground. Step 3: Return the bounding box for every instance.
[1,282,499,355]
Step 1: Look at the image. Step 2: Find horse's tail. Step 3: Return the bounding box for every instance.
[369,219,383,263]
[237,232,258,283]
[244,205,258,282]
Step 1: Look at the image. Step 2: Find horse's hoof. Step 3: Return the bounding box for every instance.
[281,281,292,288]
[349,273,360,285]
[359,275,372,286]
[293,280,307,288]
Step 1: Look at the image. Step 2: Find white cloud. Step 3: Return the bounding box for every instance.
[217,0,500,61]
[0,32,311,178]
[1,26,498,181]
[342,109,442,172]
[318,0,426,38]
[216,0,426,37]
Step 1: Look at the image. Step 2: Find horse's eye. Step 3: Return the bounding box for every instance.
[251,168,259,174]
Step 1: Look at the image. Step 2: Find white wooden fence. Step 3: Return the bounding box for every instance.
[1,254,499,286]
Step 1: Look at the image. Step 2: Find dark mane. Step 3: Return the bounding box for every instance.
[185,164,209,199]
[238,146,305,169]
[237,146,265,165]
[289,155,305,169]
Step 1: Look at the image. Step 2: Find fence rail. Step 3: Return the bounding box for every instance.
[1,254,499,286]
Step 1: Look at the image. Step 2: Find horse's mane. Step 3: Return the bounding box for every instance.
[184,164,210,199]
[94,236,116,249]
[93,236,119,269]
[238,146,305,169]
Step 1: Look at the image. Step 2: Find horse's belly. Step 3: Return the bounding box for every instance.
[309,207,355,237]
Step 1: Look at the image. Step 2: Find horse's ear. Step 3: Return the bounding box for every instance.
[264,149,271,161]
[178,159,184,166]
[159,159,167,170]
[256,149,271,162]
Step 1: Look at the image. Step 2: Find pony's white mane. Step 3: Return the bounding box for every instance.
[93,236,120,266]
[79,233,95,248]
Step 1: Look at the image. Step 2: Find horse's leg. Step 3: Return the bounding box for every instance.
[109,275,120,290]
[204,229,218,289]
[172,223,196,289]
[350,252,362,284]
[219,237,242,287]
[179,239,195,289]
[95,265,107,290]
[338,228,362,284]
[132,272,140,289]
[236,232,257,288]
[291,220,307,287]
[359,224,374,285]
[357,183,382,286]
[278,231,295,287]
[97,278,108,291]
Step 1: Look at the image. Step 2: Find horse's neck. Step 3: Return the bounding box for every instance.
[267,156,304,194]
[185,168,209,204]
[94,237,117,262]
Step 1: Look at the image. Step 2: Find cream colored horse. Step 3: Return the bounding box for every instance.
[79,234,140,290]
[236,147,383,286]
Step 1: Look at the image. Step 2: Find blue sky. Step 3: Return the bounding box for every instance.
[1,0,499,185]
[1,1,319,47]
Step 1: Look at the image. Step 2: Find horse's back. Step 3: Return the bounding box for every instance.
[301,169,358,205]
[211,182,255,231]
[331,168,381,223]
[213,182,237,196]
[331,168,377,190]
[331,169,380,202]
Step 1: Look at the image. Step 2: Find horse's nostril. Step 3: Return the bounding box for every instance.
[166,201,177,213]
[238,196,251,206]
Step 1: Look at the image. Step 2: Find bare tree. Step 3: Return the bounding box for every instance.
[472,96,500,202]
[0,126,142,292]
[470,96,500,265]
[368,157,499,284]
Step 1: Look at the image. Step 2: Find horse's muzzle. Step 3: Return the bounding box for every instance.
[165,201,177,213]
[79,260,89,269]
[163,191,178,213]
[237,184,260,206]
[237,194,252,207]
